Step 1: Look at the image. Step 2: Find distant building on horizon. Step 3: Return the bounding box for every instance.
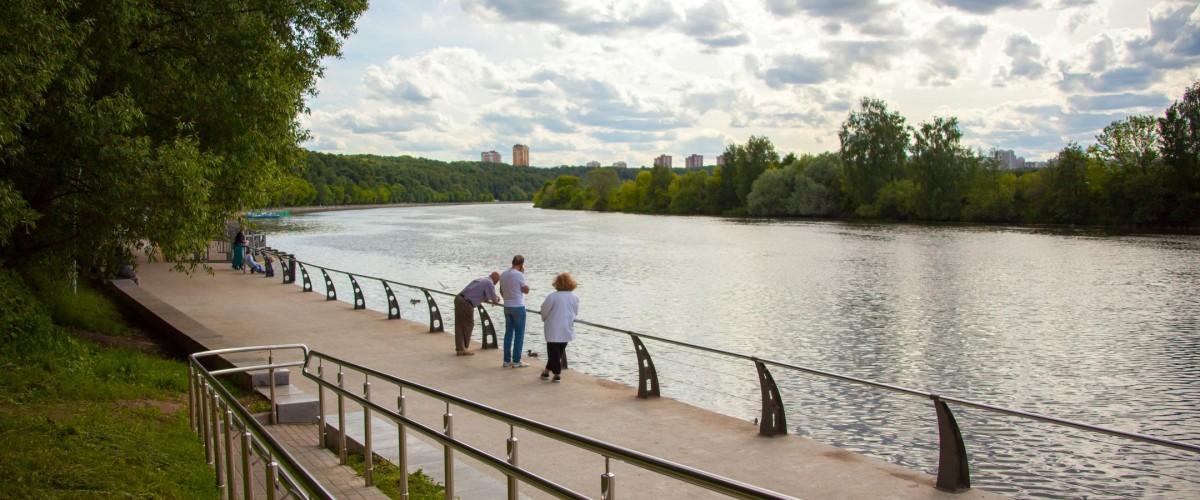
[513,144,529,167]
[994,149,1048,169]
[481,150,501,163]
[586,161,601,168]
[613,161,627,169]
[686,154,703,169]
[716,154,726,166]
[654,154,672,168]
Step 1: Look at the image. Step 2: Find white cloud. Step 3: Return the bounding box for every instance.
[301,0,1196,164]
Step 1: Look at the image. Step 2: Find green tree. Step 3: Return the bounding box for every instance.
[1159,81,1200,226]
[791,153,843,217]
[667,170,709,214]
[583,168,620,210]
[746,168,793,216]
[736,136,780,205]
[839,98,910,211]
[963,150,1018,222]
[909,117,967,220]
[1036,144,1094,224]
[1089,115,1166,225]
[0,0,368,277]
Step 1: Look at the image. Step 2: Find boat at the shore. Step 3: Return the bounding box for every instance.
[246,211,290,219]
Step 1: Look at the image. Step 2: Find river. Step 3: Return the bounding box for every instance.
[255,203,1200,499]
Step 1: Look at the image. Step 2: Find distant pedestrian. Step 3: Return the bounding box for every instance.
[454,272,501,356]
[500,255,531,368]
[232,224,247,271]
[539,273,579,383]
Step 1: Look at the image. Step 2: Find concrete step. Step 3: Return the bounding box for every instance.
[257,384,319,424]
[223,355,292,387]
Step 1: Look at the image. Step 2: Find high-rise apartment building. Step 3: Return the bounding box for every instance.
[686,154,703,169]
[586,161,601,168]
[716,154,726,166]
[513,144,529,167]
[654,154,672,168]
[613,161,627,169]
[481,151,501,163]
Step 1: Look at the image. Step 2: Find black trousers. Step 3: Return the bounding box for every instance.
[546,342,568,375]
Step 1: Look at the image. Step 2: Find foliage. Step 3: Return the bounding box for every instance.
[909,117,968,220]
[25,273,128,337]
[0,0,369,280]
[346,454,444,500]
[839,97,910,208]
[0,267,214,497]
[1159,82,1200,225]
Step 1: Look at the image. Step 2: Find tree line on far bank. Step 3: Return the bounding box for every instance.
[534,81,1200,228]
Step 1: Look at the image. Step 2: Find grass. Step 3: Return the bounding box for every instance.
[346,453,446,500]
[0,268,217,498]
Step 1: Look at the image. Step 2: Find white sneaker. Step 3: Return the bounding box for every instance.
[502,362,512,368]
[512,362,530,368]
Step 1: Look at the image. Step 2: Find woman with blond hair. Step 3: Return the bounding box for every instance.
[539,272,579,383]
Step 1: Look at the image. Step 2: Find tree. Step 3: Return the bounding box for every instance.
[667,170,709,214]
[1159,81,1200,225]
[963,150,1018,222]
[583,168,620,210]
[1036,144,1094,224]
[736,136,780,205]
[909,117,967,220]
[791,153,843,217]
[839,98,910,210]
[1089,115,1166,225]
[746,168,794,216]
[0,1,368,278]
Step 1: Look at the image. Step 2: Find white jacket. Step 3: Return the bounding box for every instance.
[540,291,579,343]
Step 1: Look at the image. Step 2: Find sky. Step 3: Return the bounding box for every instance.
[300,0,1200,167]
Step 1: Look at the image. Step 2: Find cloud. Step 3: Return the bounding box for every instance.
[1067,92,1170,112]
[1056,4,1199,95]
[930,0,1039,15]
[682,0,752,48]
[913,17,987,85]
[459,0,677,35]
[993,32,1050,84]
[749,40,905,88]
[766,0,910,36]
[362,48,507,106]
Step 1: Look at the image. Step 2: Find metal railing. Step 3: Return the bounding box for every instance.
[188,345,332,499]
[254,248,1200,494]
[306,350,795,499]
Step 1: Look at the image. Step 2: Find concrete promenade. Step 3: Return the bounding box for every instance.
[135,259,1002,499]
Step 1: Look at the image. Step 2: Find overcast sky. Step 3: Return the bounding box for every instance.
[301,0,1200,167]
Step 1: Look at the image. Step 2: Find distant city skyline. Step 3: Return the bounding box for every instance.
[302,1,1198,166]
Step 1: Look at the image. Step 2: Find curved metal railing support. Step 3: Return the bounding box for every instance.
[350,275,365,310]
[631,335,660,399]
[932,395,971,492]
[423,289,444,332]
[478,305,498,349]
[300,264,313,292]
[754,359,787,437]
[321,269,337,301]
[383,281,402,319]
[284,254,296,284]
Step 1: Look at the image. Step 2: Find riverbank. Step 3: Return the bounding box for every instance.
[262,200,527,216]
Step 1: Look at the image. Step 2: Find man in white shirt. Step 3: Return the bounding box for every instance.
[499,255,530,367]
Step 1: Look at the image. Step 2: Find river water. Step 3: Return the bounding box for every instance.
[256,203,1200,499]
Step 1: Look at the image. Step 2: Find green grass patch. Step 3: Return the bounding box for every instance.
[346,453,446,500]
[0,267,217,498]
[23,272,128,337]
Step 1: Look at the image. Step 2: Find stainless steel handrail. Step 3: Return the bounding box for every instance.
[188,345,330,499]
[257,248,1200,494]
[306,350,796,499]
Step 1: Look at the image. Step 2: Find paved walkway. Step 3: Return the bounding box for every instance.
[131,259,1003,499]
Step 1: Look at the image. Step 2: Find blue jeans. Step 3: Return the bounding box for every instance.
[503,306,527,363]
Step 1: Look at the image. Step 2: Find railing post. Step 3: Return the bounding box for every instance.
[364,378,374,487]
[337,368,347,465]
[224,408,235,496]
[350,274,366,310]
[397,392,409,499]
[601,457,616,500]
[478,304,497,349]
[631,335,660,399]
[201,384,213,464]
[321,269,337,301]
[211,395,225,492]
[268,350,277,425]
[444,403,455,500]
[241,430,253,500]
[188,364,197,431]
[932,395,971,492]
[300,264,312,292]
[284,255,296,284]
[753,359,787,437]
[266,460,279,500]
[383,281,402,319]
[507,427,519,500]
[423,289,444,332]
[317,362,326,448]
